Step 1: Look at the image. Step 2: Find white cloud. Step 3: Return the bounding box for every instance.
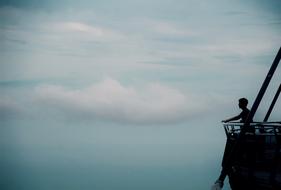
[59,22,104,36]
[33,78,207,124]
[48,21,125,42]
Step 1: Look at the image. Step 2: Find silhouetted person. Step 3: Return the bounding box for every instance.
[212,98,252,190]
[222,98,251,123]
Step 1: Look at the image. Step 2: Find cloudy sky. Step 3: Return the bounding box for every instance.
[0,0,280,190]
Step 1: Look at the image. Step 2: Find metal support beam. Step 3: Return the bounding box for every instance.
[264,84,281,122]
[245,46,281,127]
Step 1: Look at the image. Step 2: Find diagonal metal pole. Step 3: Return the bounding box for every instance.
[263,83,281,122]
[217,47,281,186]
[244,47,281,127]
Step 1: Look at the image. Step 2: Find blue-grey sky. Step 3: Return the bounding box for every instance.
[1,0,280,123]
[0,0,280,190]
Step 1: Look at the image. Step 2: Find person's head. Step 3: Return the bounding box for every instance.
[238,98,248,109]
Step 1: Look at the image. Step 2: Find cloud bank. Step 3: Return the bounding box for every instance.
[33,78,207,124]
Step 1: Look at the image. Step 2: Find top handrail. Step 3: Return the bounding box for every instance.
[223,122,281,138]
[223,121,281,126]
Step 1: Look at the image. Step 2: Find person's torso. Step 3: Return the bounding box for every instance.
[240,108,251,123]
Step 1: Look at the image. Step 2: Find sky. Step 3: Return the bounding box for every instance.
[0,0,281,190]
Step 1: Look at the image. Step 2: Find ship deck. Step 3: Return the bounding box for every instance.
[222,122,281,190]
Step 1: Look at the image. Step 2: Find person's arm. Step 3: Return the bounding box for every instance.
[222,114,241,123]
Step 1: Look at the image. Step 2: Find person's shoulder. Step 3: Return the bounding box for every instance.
[241,108,249,115]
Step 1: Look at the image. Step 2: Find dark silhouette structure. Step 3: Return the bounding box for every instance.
[212,47,281,190]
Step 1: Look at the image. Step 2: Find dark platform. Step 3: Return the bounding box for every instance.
[222,123,281,190]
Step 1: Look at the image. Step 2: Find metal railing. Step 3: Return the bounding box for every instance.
[223,122,281,139]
